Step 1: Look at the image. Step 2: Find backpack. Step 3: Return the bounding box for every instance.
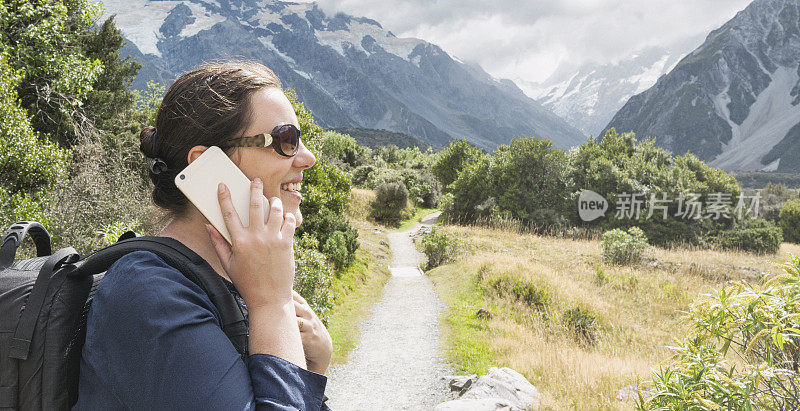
[0,221,249,410]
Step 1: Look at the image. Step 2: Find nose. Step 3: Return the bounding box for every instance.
[294,140,316,170]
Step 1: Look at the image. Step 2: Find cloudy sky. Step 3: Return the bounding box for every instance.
[313,0,752,84]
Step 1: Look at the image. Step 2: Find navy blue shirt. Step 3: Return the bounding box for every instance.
[73,251,329,410]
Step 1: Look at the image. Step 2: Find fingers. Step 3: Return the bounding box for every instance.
[217,183,245,240]
[265,196,284,232]
[281,212,297,238]
[248,178,265,230]
[292,289,308,305]
[205,224,232,266]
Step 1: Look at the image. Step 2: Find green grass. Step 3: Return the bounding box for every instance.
[398,207,438,231]
[427,262,496,375]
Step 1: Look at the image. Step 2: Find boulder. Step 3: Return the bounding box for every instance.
[459,367,540,410]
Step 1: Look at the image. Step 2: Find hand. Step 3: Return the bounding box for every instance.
[206,178,296,309]
[293,290,333,374]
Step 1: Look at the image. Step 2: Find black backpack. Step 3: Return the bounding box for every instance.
[0,221,249,410]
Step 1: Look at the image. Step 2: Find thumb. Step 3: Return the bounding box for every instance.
[205,224,232,267]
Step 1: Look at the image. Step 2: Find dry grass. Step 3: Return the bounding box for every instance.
[427,224,800,409]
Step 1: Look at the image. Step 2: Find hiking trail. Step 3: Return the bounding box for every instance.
[325,212,457,410]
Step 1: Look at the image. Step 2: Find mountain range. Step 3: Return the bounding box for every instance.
[603,0,800,172]
[518,40,700,138]
[100,0,587,150]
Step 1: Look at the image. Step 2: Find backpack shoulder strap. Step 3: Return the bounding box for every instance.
[9,247,79,360]
[73,236,249,359]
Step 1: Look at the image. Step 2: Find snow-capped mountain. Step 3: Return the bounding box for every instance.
[519,45,693,137]
[100,0,587,150]
[603,0,800,172]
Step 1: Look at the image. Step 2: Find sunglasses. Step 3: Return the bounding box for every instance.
[220,123,301,157]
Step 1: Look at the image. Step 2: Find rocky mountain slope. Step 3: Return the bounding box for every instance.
[101,0,586,150]
[603,0,800,172]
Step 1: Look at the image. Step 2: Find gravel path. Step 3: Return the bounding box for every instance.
[325,212,456,410]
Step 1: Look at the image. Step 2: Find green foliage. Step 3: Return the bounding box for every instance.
[563,307,599,345]
[572,129,741,247]
[601,227,648,265]
[370,181,408,225]
[350,164,374,187]
[330,127,431,150]
[781,199,800,244]
[420,227,459,269]
[288,89,359,269]
[432,139,485,191]
[401,169,439,208]
[1,0,105,145]
[317,130,368,170]
[639,254,800,410]
[0,50,70,227]
[95,219,140,247]
[446,137,571,228]
[714,219,783,254]
[294,242,335,324]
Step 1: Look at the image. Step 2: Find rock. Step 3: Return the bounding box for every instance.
[615,384,654,402]
[459,367,541,410]
[476,308,493,319]
[446,374,478,392]
[380,240,389,247]
[434,398,520,411]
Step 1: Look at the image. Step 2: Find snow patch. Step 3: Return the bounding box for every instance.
[98,0,222,57]
[258,36,296,65]
[710,66,800,170]
[761,158,780,171]
[316,20,423,60]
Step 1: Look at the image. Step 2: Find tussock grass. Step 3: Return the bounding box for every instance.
[427,224,800,409]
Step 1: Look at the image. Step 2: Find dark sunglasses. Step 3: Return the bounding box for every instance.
[220,123,301,157]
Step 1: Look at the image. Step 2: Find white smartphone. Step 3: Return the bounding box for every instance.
[174,146,266,244]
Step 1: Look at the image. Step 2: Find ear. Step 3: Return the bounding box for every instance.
[187,145,209,164]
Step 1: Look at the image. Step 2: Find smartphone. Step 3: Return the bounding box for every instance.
[174,146,266,244]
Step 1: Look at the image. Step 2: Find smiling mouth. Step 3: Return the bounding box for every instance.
[280,182,302,200]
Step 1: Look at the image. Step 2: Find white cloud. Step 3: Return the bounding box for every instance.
[312,0,753,82]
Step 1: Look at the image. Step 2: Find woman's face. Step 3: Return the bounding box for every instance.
[231,87,316,226]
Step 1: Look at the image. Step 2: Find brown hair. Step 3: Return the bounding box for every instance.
[139,61,282,216]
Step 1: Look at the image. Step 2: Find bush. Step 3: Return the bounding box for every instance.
[401,169,440,208]
[293,244,335,324]
[420,227,459,269]
[351,164,374,187]
[317,130,367,169]
[714,219,783,254]
[780,199,800,244]
[639,254,800,410]
[601,227,648,265]
[563,307,599,345]
[432,139,485,190]
[483,274,549,312]
[370,181,408,225]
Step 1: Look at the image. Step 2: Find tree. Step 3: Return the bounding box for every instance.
[432,139,485,191]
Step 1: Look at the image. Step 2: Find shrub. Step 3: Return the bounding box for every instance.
[563,307,599,345]
[431,139,485,190]
[714,219,783,254]
[420,227,459,269]
[780,199,800,244]
[293,244,335,324]
[401,169,440,208]
[639,254,800,410]
[484,274,550,312]
[317,130,367,169]
[370,181,408,225]
[351,164,374,187]
[601,227,648,265]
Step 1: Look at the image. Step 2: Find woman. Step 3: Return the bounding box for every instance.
[73,61,333,410]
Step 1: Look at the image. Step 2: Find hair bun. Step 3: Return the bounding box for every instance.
[139,126,157,157]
